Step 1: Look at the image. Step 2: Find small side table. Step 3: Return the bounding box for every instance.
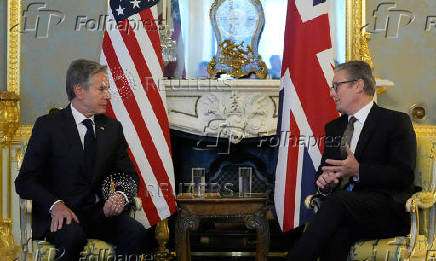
[175,193,269,261]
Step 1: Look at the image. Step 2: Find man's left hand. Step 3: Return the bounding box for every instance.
[103,192,126,217]
[322,146,359,179]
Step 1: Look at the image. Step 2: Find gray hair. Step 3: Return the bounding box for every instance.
[66,59,107,101]
[335,60,375,96]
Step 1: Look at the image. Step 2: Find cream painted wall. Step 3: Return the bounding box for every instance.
[20,0,107,124]
[366,0,436,124]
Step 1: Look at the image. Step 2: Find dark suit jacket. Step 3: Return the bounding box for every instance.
[15,105,138,240]
[317,104,417,204]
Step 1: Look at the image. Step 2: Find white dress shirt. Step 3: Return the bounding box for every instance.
[348,100,374,182]
[348,100,374,153]
[71,104,95,148]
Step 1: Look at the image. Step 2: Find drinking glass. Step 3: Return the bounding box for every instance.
[238,167,252,197]
[192,168,206,197]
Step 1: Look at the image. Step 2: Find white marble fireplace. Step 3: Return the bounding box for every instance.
[163,79,281,144]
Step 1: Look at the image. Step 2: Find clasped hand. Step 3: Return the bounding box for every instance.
[50,193,126,232]
[317,146,359,190]
[103,192,126,217]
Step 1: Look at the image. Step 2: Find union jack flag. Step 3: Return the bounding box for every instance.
[100,0,176,228]
[274,0,338,232]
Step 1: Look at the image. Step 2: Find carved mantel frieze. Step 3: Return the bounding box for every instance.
[162,79,390,143]
[163,79,280,143]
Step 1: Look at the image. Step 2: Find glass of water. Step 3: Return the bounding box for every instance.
[192,168,206,198]
[238,167,252,197]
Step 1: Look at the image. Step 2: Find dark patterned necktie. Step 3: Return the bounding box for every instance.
[339,116,357,189]
[82,119,96,177]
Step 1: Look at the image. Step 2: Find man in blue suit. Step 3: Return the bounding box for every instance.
[16,59,149,260]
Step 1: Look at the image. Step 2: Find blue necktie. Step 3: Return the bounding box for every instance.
[82,119,96,177]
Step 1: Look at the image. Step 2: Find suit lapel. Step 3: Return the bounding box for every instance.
[336,115,348,136]
[333,115,349,159]
[61,106,85,172]
[92,114,108,184]
[354,104,379,160]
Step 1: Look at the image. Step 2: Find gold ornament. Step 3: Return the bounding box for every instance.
[208,40,267,79]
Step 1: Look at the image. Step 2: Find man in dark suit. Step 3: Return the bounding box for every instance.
[15,59,149,260]
[288,61,416,261]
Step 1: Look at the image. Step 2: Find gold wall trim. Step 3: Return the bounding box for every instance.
[12,125,33,143]
[346,0,363,61]
[7,0,22,96]
[7,148,12,218]
[346,0,374,67]
[0,147,2,219]
[414,125,436,137]
[1,1,22,255]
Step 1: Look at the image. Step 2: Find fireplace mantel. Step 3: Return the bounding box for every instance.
[162,79,280,143]
[162,78,392,144]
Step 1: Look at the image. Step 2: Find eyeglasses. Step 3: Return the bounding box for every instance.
[330,79,357,92]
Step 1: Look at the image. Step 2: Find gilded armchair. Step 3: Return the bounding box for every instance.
[305,125,436,261]
[19,197,143,261]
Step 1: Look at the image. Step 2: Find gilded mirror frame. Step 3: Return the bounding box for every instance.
[346,0,373,66]
[6,0,32,140]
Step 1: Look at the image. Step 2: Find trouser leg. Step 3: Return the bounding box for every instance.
[288,192,350,261]
[46,222,87,261]
[288,191,410,261]
[87,214,150,258]
[319,226,356,261]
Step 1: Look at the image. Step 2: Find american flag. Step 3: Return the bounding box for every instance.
[274,0,338,232]
[100,0,176,227]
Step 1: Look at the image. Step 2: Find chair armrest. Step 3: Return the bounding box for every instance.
[19,198,32,259]
[132,197,142,211]
[405,192,436,254]
[406,192,436,211]
[304,194,315,209]
[304,193,326,213]
[128,197,142,219]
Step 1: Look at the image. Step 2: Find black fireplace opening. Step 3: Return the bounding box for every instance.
[170,129,276,202]
[168,129,300,256]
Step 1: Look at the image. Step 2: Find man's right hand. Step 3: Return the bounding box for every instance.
[316,171,339,190]
[50,201,79,232]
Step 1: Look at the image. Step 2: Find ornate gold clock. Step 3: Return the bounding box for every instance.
[208,0,267,79]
